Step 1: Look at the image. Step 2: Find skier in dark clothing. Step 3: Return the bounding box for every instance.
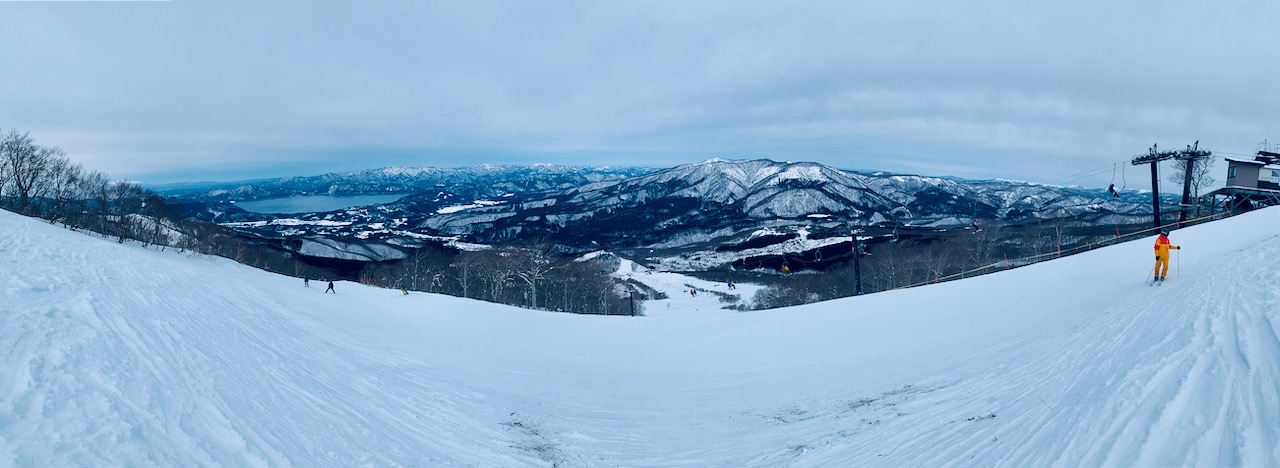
[325,280,335,294]
[304,275,310,287]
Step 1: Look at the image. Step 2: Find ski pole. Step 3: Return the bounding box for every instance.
[1176,249,1180,277]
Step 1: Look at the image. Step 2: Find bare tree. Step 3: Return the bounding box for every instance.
[472,249,514,304]
[44,157,83,226]
[1167,156,1216,216]
[110,181,145,242]
[403,245,456,293]
[754,279,820,309]
[142,192,177,248]
[504,242,563,310]
[958,221,1006,272]
[0,130,13,196]
[862,240,909,291]
[545,259,624,314]
[453,250,488,299]
[1,130,61,215]
[78,170,112,233]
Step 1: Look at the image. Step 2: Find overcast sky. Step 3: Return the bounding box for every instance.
[2,1,1277,187]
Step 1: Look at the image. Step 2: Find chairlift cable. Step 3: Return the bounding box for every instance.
[1042,165,1115,186]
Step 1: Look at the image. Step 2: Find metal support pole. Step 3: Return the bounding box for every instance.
[851,228,865,296]
[854,240,864,296]
[1149,161,1161,228]
[1178,156,1195,226]
[1133,143,1180,229]
[1175,141,1210,226]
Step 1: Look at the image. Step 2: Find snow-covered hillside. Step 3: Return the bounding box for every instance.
[2,207,1278,466]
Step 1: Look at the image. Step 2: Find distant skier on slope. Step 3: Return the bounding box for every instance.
[325,280,336,294]
[1153,229,1181,282]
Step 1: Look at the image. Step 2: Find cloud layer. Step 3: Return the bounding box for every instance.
[2,1,1276,185]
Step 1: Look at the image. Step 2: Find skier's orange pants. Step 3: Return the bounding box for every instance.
[1153,255,1170,278]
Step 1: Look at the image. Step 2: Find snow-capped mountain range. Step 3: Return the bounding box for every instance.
[160,159,1159,266]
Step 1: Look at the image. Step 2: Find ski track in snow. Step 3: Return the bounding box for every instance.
[2,208,1280,466]
[1,219,510,466]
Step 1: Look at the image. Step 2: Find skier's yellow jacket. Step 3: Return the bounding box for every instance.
[1153,234,1179,258]
[1153,233,1180,279]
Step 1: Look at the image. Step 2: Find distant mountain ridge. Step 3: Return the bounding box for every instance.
[418,158,1151,244]
[153,164,657,204]
[160,159,1157,267]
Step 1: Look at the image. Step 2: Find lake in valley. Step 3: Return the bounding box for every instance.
[234,194,407,214]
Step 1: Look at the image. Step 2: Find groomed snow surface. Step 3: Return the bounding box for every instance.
[3,207,1279,466]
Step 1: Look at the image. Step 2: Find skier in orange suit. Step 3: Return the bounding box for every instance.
[1153,229,1180,282]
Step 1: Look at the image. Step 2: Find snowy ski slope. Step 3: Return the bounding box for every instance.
[2,207,1278,466]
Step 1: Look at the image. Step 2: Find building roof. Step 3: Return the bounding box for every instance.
[1224,157,1266,166]
[1206,185,1280,199]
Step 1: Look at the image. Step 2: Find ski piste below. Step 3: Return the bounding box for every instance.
[1,206,1278,466]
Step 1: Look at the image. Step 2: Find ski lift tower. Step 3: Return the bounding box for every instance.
[851,227,868,296]
[1173,141,1212,226]
[1131,143,1180,228]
